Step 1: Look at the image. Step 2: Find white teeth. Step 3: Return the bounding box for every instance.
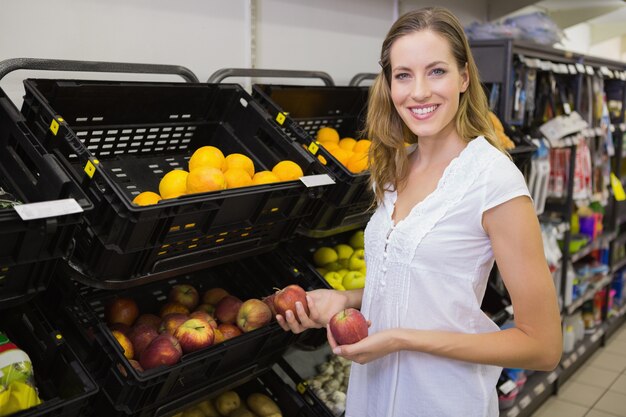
[411,105,437,115]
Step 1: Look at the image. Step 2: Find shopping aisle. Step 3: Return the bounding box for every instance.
[531,324,626,417]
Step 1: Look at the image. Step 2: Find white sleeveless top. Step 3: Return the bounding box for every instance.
[346,137,531,417]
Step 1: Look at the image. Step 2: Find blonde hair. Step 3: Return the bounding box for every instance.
[366,7,506,205]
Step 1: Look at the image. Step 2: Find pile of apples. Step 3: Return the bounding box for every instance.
[104,283,308,372]
[172,390,282,417]
[312,230,365,291]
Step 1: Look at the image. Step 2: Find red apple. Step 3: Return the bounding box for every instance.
[160,302,190,318]
[195,303,216,316]
[274,285,309,322]
[159,313,189,335]
[108,322,131,336]
[139,333,182,370]
[105,297,139,326]
[262,294,277,316]
[111,330,134,359]
[128,359,144,373]
[202,287,229,305]
[236,299,272,332]
[213,329,225,344]
[328,308,368,346]
[189,311,218,329]
[215,295,243,324]
[169,284,199,310]
[135,314,162,331]
[128,324,159,358]
[217,323,242,341]
[174,318,215,353]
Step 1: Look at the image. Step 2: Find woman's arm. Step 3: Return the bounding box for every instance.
[333,196,562,371]
[277,288,364,333]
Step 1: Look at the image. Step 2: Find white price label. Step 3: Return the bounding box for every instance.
[547,372,558,383]
[577,345,586,356]
[499,380,517,395]
[568,64,578,74]
[519,395,532,409]
[508,406,520,417]
[299,174,335,188]
[586,66,595,75]
[14,198,83,221]
[576,63,586,73]
[563,358,572,368]
[571,352,578,362]
[534,383,546,395]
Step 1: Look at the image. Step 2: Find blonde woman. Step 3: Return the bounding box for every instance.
[277,7,561,417]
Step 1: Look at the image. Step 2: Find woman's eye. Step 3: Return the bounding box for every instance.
[394,73,410,80]
[431,68,446,76]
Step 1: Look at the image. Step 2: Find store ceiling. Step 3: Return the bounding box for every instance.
[490,0,626,45]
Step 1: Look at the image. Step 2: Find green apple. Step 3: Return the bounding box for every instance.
[342,271,366,290]
[334,244,354,260]
[324,272,345,290]
[337,269,349,278]
[313,247,338,267]
[315,267,328,276]
[348,249,366,271]
[349,230,365,249]
[338,258,350,269]
[359,266,367,275]
[325,261,343,272]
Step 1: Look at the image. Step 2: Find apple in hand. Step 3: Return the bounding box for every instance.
[274,285,309,322]
[159,313,189,335]
[342,270,365,290]
[128,324,159,358]
[328,308,368,345]
[348,249,365,271]
[168,284,199,310]
[105,297,139,326]
[215,295,243,324]
[236,299,272,332]
[174,318,215,353]
[139,333,182,370]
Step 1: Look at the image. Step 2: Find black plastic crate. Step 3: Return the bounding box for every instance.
[20,79,329,285]
[41,249,329,414]
[0,303,98,417]
[0,88,92,307]
[252,84,373,236]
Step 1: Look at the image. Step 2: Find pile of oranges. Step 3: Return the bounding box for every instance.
[315,127,370,174]
[132,146,304,206]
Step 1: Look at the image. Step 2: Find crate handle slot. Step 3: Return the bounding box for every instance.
[208,68,335,86]
[0,57,199,83]
[349,72,378,86]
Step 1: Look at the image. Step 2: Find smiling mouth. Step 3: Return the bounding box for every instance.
[410,105,439,115]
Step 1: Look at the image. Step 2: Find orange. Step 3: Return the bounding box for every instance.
[338,137,357,152]
[317,155,328,165]
[159,169,189,199]
[251,171,281,185]
[186,167,227,194]
[223,168,253,188]
[132,191,162,206]
[329,147,351,166]
[347,152,369,173]
[272,160,304,181]
[188,146,225,171]
[353,139,371,153]
[316,127,340,144]
[320,142,339,152]
[224,153,255,177]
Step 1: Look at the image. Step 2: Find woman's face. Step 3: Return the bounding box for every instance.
[389,30,469,141]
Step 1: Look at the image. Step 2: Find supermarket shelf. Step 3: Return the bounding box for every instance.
[565,273,613,315]
[611,256,626,274]
[604,302,626,339]
[499,371,559,417]
[570,230,618,263]
[559,328,605,384]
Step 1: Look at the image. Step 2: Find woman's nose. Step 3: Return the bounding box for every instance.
[411,77,431,101]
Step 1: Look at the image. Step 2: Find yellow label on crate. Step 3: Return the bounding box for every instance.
[275,112,287,125]
[84,159,99,178]
[611,172,626,201]
[297,382,307,394]
[49,119,60,136]
[308,141,319,155]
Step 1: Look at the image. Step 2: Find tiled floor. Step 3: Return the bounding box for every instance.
[532,325,626,417]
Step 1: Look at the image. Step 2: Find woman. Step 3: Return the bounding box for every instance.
[277,7,562,417]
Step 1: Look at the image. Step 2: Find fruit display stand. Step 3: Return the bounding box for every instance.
[0,85,92,308]
[208,68,373,238]
[39,248,330,416]
[0,303,98,417]
[14,66,333,287]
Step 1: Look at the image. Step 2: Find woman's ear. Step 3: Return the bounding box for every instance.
[460,62,469,93]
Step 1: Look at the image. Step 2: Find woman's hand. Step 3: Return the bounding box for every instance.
[328,326,401,364]
[276,289,349,333]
